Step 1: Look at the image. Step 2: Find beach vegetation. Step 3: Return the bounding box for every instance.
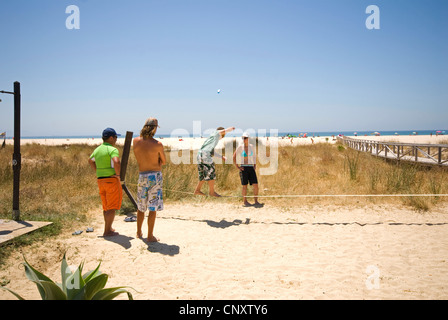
[1,253,134,300]
[344,150,360,181]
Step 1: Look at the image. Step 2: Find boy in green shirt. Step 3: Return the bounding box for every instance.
[88,128,122,237]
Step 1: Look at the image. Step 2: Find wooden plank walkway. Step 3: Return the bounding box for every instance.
[338,137,448,167]
[0,219,53,246]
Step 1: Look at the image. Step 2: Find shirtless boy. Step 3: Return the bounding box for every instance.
[133,118,166,242]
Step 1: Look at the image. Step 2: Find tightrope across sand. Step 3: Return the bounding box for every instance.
[1,202,448,300]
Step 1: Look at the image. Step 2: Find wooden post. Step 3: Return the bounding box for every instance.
[120,131,133,181]
[120,131,137,209]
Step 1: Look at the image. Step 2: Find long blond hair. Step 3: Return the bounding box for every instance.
[140,119,158,139]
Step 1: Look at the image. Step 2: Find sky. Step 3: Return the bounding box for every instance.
[0,0,447,137]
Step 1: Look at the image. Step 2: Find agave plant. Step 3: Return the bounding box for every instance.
[1,253,134,300]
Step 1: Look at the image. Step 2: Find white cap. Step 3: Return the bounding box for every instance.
[242,132,250,138]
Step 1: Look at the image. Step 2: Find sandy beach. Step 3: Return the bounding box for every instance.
[3,136,335,149]
[3,134,447,150]
[350,135,448,145]
[1,201,447,300]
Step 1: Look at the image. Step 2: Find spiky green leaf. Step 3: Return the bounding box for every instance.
[82,261,102,283]
[84,273,109,300]
[0,286,26,300]
[37,281,67,300]
[60,252,70,292]
[91,287,134,300]
[22,257,54,299]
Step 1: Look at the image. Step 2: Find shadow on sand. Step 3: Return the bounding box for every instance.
[100,234,134,249]
[141,239,180,256]
[204,218,251,229]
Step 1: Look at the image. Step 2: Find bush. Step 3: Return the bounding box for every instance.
[1,253,134,300]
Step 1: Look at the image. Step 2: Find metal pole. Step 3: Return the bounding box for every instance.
[12,81,21,221]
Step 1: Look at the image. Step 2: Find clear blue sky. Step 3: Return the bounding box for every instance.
[1,0,447,136]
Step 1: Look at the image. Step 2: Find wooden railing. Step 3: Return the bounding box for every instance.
[338,137,448,167]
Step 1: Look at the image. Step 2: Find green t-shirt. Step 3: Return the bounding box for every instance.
[90,142,120,178]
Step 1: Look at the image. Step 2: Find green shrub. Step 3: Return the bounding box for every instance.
[1,253,134,300]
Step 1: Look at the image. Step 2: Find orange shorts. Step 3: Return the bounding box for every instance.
[97,177,123,211]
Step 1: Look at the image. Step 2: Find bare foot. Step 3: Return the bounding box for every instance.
[210,192,221,197]
[136,232,143,238]
[243,202,252,207]
[103,231,119,237]
[194,191,206,196]
[147,235,160,242]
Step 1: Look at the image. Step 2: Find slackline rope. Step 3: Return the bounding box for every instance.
[163,189,448,198]
[125,183,448,198]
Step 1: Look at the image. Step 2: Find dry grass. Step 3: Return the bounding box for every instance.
[126,142,448,211]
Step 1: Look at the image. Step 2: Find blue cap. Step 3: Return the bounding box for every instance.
[102,127,120,139]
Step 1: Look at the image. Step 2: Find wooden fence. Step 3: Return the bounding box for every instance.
[338,137,448,167]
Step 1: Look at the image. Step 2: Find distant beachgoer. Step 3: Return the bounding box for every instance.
[133,117,166,242]
[88,127,122,237]
[194,126,235,197]
[233,132,262,207]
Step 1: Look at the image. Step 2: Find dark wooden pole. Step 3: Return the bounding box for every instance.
[120,131,137,209]
[12,82,21,221]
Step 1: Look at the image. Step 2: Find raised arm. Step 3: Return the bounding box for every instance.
[218,127,235,135]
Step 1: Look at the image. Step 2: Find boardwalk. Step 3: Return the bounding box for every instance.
[338,137,448,167]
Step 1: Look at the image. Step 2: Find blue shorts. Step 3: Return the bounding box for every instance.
[137,171,163,212]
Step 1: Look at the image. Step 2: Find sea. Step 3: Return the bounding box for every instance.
[3,129,446,140]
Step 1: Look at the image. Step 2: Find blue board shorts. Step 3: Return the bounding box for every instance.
[137,171,164,212]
